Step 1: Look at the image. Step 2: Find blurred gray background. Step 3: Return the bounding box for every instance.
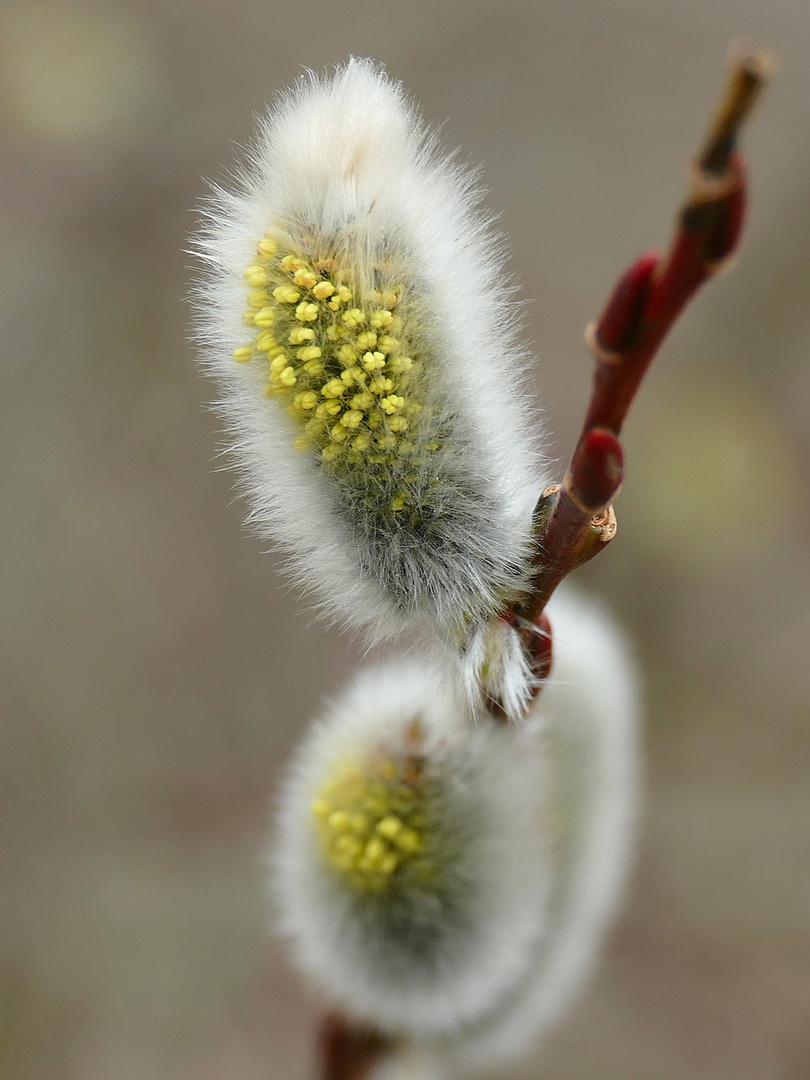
[1,1,809,1077]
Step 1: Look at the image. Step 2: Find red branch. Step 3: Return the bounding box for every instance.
[512,45,772,699]
[317,1012,394,1080]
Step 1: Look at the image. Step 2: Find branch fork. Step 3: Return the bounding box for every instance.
[505,44,772,710]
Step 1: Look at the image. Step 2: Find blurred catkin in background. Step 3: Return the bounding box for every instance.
[1,1,810,1078]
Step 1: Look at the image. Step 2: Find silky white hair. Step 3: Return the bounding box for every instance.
[432,586,640,1071]
[271,658,551,1037]
[370,1046,450,1080]
[192,58,546,649]
[270,587,639,1055]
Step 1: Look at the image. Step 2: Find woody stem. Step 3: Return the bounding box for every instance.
[509,44,772,702]
[317,1012,395,1080]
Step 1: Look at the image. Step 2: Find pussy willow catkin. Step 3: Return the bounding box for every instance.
[272,588,639,1060]
[273,658,550,1036]
[193,59,546,651]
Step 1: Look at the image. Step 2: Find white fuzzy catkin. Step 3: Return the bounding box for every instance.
[271,588,639,1060]
[460,615,541,721]
[369,1047,450,1080]
[434,587,640,1072]
[192,59,545,644]
[271,659,550,1037]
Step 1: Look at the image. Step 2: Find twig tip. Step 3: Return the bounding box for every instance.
[726,39,780,85]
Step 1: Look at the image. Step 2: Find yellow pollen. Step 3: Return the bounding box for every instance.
[381,394,405,415]
[379,852,399,875]
[273,285,301,304]
[370,309,394,329]
[363,836,386,863]
[376,816,403,839]
[289,326,315,344]
[256,330,276,351]
[239,234,422,469]
[322,379,346,399]
[377,335,399,354]
[297,345,322,362]
[293,268,319,289]
[247,289,270,309]
[310,754,438,894]
[341,410,364,429]
[351,391,374,410]
[254,306,276,328]
[396,829,423,853]
[280,254,305,272]
[362,351,386,372]
[244,266,269,287]
[328,810,351,832]
[335,835,362,858]
[356,330,378,350]
[337,344,358,366]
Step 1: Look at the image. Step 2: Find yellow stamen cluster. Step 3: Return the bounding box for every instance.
[311,755,437,894]
[234,233,426,475]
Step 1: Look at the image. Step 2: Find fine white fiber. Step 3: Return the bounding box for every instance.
[271,658,551,1037]
[369,1046,450,1080]
[192,58,546,647]
[435,586,640,1071]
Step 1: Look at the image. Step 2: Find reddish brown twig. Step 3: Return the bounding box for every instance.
[511,45,772,696]
[317,1012,394,1080]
